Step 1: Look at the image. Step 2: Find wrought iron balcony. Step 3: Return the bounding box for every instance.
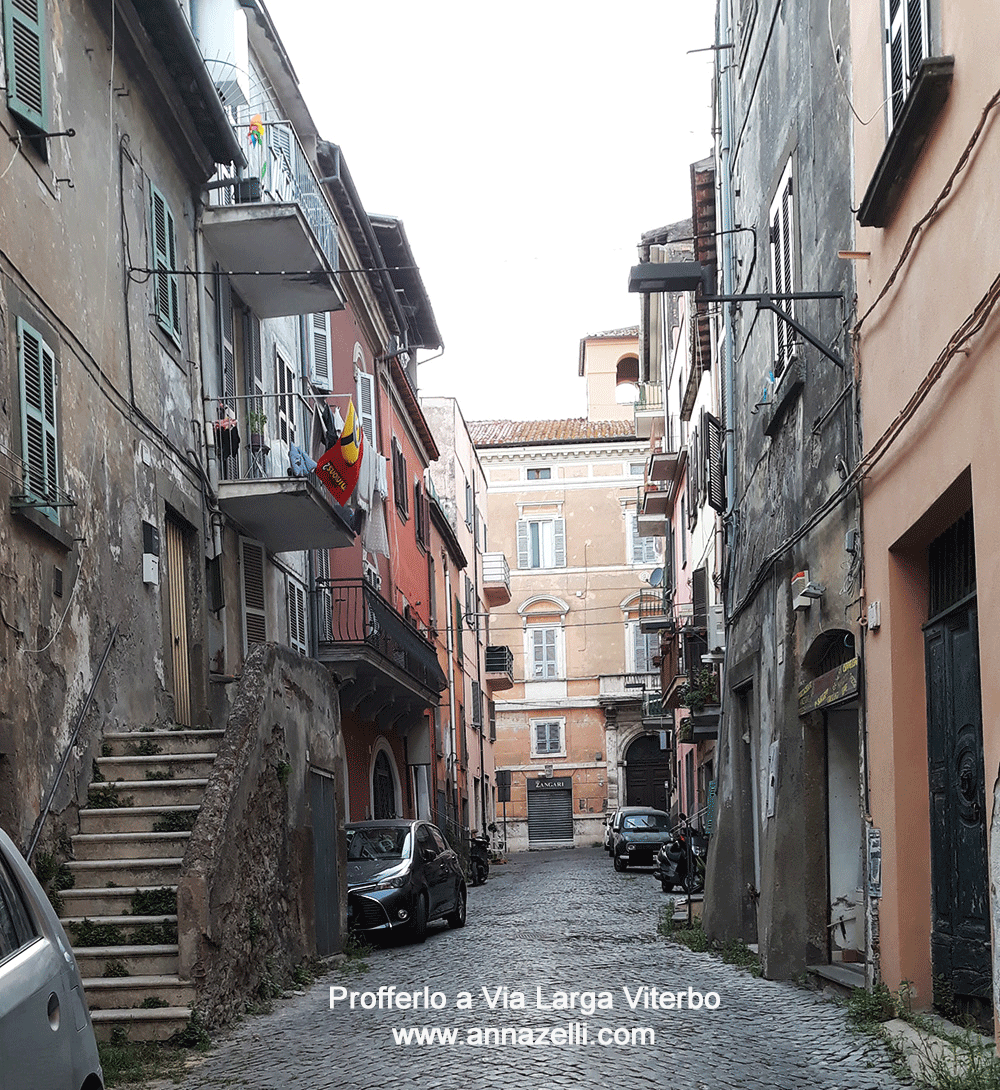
[639,589,675,632]
[210,392,355,553]
[482,552,511,606]
[203,119,343,317]
[316,579,447,714]
[485,644,514,691]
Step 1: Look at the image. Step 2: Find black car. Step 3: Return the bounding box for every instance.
[346,820,466,942]
[610,807,672,871]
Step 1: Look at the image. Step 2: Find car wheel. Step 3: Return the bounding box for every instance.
[447,884,467,929]
[613,853,628,872]
[411,893,428,943]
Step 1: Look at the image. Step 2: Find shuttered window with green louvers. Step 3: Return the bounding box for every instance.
[150,184,181,341]
[17,317,59,522]
[4,0,47,133]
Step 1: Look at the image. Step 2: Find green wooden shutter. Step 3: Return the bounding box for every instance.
[150,185,180,338]
[4,0,47,131]
[17,318,58,521]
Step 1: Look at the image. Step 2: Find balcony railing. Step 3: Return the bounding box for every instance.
[639,589,675,632]
[203,118,343,318]
[316,578,446,694]
[482,552,511,606]
[598,672,658,701]
[210,391,355,552]
[634,383,665,441]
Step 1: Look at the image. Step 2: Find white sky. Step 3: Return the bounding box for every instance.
[268,1,716,422]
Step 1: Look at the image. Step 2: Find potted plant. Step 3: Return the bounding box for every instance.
[247,410,269,452]
[677,667,719,714]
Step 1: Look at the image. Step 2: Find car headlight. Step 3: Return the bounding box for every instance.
[374,875,407,891]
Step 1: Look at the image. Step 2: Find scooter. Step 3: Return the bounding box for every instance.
[656,826,708,894]
[469,834,490,886]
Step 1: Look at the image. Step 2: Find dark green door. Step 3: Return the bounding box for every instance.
[925,602,991,1008]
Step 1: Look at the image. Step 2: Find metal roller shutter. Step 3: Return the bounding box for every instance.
[527,788,573,845]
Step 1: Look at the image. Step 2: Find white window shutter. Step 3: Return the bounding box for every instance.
[286,575,307,655]
[517,520,530,568]
[553,519,566,567]
[357,369,377,449]
[240,538,267,654]
[308,312,331,391]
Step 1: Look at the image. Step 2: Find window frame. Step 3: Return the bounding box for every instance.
[517,516,566,570]
[768,159,797,378]
[530,717,566,758]
[629,511,660,566]
[526,623,562,681]
[626,618,659,674]
[884,0,930,131]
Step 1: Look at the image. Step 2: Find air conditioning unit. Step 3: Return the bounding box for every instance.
[706,604,725,654]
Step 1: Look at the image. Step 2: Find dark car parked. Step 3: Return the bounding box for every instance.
[346,820,466,943]
[610,807,672,871]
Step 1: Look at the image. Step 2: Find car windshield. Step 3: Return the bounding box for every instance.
[623,813,670,831]
[346,827,411,861]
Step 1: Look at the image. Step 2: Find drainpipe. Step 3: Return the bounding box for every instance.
[443,552,458,826]
[471,461,487,833]
[718,1,737,536]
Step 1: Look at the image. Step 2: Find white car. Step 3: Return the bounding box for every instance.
[0,826,104,1090]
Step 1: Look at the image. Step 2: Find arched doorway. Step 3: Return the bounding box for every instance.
[373,750,397,818]
[623,733,671,811]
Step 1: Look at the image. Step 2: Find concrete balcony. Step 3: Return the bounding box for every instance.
[634,383,665,441]
[485,644,514,691]
[482,552,511,606]
[212,392,356,553]
[598,672,658,704]
[203,121,344,317]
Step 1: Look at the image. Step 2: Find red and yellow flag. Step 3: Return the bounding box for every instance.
[315,400,364,506]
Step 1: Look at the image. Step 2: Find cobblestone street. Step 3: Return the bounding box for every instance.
[162,848,906,1090]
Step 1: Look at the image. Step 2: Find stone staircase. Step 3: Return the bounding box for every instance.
[60,725,223,1041]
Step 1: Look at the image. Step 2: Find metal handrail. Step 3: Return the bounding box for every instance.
[27,623,119,861]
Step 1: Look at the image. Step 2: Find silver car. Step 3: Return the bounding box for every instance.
[0,827,103,1090]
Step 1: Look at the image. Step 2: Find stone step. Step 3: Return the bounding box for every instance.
[90,1006,193,1043]
[82,975,196,1011]
[87,778,209,807]
[102,729,224,756]
[72,831,191,861]
[80,805,200,835]
[95,753,216,782]
[66,856,183,888]
[60,885,176,917]
[74,944,179,977]
[62,915,178,946]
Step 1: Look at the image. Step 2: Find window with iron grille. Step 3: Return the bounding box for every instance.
[928,510,975,619]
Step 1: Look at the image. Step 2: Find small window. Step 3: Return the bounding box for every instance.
[286,575,307,655]
[306,312,331,391]
[465,478,473,527]
[769,160,796,376]
[149,184,181,341]
[392,438,409,517]
[527,468,551,480]
[275,348,296,446]
[630,512,660,566]
[630,463,645,476]
[531,718,565,756]
[885,0,930,129]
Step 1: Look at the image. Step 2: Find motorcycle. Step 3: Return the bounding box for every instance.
[656,826,708,894]
[469,834,490,886]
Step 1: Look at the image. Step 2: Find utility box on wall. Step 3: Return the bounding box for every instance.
[142,521,160,586]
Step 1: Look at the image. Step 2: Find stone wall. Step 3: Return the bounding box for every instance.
[177,644,346,1027]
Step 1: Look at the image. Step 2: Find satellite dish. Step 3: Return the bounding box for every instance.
[647,567,664,588]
